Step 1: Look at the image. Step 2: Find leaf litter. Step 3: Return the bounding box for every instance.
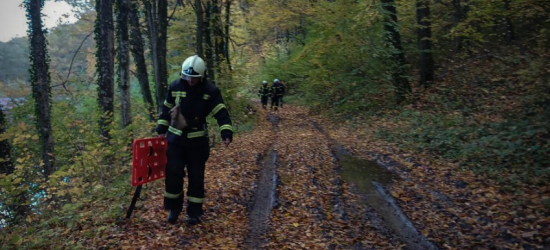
[93,103,549,249]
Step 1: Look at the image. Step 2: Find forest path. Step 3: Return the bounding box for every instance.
[113,103,547,249]
[116,104,409,249]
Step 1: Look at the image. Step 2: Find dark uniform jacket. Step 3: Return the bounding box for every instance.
[270,83,283,98]
[277,83,285,97]
[258,85,270,97]
[156,78,233,147]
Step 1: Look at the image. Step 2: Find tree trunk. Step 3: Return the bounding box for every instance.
[0,105,13,175]
[145,0,167,115]
[503,0,515,41]
[300,13,307,44]
[95,0,115,143]
[195,0,205,58]
[451,0,469,52]
[157,0,168,105]
[451,0,462,51]
[381,0,411,104]
[213,0,222,67]
[117,0,132,127]
[275,27,280,59]
[129,2,155,121]
[223,0,232,71]
[286,29,291,57]
[204,0,215,81]
[416,0,435,88]
[27,0,55,176]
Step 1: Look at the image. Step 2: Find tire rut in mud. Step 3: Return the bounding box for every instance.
[245,113,280,249]
[247,110,434,249]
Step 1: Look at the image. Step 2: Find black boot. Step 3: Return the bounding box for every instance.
[186,202,203,225]
[186,215,201,225]
[167,209,181,224]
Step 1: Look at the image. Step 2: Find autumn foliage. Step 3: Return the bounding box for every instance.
[1,0,550,249]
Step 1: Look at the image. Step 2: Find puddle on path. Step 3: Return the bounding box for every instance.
[338,152,438,250]
[340,155,397,192]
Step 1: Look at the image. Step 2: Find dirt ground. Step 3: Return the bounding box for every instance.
[115,103,549,249]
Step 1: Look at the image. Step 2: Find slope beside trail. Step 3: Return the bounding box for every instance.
[112,104,402,249]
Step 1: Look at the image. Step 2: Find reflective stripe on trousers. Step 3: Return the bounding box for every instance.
[164,143,210,213]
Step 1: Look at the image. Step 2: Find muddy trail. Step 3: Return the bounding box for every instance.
[113,104,547,249]
[243,109,438,249]
[116,105,422,249]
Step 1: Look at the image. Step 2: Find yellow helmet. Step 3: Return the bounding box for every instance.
[181,55,206,78]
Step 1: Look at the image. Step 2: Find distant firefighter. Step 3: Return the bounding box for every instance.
[258,80,270,109]
[270,79,284,111]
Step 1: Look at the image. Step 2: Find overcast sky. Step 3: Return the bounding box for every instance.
[0,0,78,42]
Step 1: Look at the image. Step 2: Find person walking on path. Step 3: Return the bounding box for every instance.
[155,55,233,225]
[258,80,270,109]
[270,79,282,111]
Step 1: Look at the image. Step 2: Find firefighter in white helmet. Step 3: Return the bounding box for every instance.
[156,55,233,225]
[270,79,282,110]
[258,80,269,109]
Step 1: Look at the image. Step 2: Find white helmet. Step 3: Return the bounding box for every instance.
[273,79,279,83]
[181,55,206,78]
[262,80,267,84]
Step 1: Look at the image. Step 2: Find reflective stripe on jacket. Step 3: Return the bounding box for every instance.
[156,78,233,146]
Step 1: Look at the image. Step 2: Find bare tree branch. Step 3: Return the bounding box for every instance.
[167,0,184,24]
[58,30,94,93]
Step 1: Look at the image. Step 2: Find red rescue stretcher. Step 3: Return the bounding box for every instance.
[126,137,168,219]
[131,137,168,186]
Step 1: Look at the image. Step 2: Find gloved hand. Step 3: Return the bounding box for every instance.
[221,130,233,148]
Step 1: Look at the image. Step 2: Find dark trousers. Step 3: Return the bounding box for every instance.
[261,96,268,108]
[270,96,279,110]
[164,143,210,217]
[278,96,283,107]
